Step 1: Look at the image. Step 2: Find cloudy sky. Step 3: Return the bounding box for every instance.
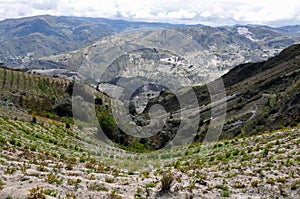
[0,0,300,26]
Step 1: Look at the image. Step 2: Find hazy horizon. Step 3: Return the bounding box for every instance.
[0,0,300,27]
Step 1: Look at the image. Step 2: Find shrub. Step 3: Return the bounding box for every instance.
[98,111,118,139]
[37,165,48,172]
[135,187,143,198]
[95,97,103,105]
[9,137,16,145]
[66,123,71,129]
[0,136,6,144]
[46,173,56,184]
[5,167,16,175]
[66,192,76,199]
[28,186,46,199]
[0,179,5,190]
[44,189,57,197]
[65,163,74,170]
[251,180,259,187]
[232,149,240,156]
[233,181,245,189]
[109,190,122,199]
[262,149,269,158]
[277,177,286,183]
[222,190,230,197]
[32,116,37,124]
[105,177,115,183]
[160,172,174,192]
[30,144,37,151]
[215,184,229,191]
[67,179,81,186]
[266,178,275,185]
[87,182,108,191]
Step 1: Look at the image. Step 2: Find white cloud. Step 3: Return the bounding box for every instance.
[0,0,299,26]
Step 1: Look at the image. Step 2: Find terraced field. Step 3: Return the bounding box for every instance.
[0,108,299,198]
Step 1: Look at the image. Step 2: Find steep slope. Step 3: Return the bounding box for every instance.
[0,65,71,116]
[0,112,299,198]
[0,64,110,120]
[219,44,300,136]
[142,44,300,146]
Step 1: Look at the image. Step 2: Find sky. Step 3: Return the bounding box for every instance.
[0,0,300,27]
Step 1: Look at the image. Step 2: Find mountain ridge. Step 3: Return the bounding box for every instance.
[0,15,193,67]
[141,43,300,147]
[32,24,300,86]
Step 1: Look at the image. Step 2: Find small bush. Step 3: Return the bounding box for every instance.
[215,184,229,191]
[46,173,57,184]
[65,163,74,170]
[30,144,37,151]
[222,190,230,197]
[232,149,240,156]
[9,138,16,146]
[233,181,245,189]
[266,178,275,185]
[0,137,6,144]
[105,177,115,183]
[110,189,122,199]
[28,185,46,199]
[66,123,71,129]
[32,116,37,124]
[66,192,76,199]
[135,187,143,198]
[0,179,5,190]
[262,149,269,158]
[87,182,108,191]
[277,177,286,183]
[44,189,58,197]
[251,180,259,187]
[5,167,16,175]
[160,172,174,192]
[67,179,81,186]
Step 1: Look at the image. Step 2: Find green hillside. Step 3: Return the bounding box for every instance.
[0,110,299,198]
[0,64,110,120]
[0,65,71,116]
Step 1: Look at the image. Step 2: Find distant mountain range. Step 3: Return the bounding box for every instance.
[12,16,298,86]
[0,16,299,75]
[0,15,191,67]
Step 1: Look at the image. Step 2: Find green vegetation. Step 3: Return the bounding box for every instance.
[0,179,5,190]
[28,186,46,199]
[105,177,115,183]
[0,45,299,198]
[0,67,108,124]
[0,113,299,198]
[160,172,174,193]
[109,190,122,199]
